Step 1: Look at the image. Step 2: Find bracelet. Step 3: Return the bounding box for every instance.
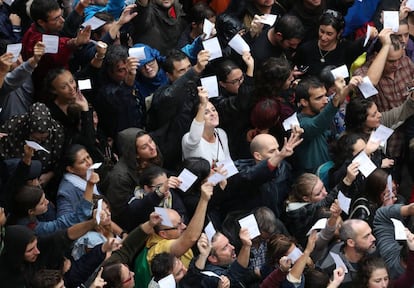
[94,53,105,60]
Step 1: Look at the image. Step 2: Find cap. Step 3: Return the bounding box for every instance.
[3,158,42,180]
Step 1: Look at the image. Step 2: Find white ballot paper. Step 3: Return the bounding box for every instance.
[25,140,50,153]
[383,11,399,32]
[370,125,394,145]
[330,65,349,79]
[391,218,407,240]
[96,199,103,224]
[201,271,221,278]
[358,76,378,98]
[387,174,393,199]
[3,0,14,5]
[228,34,250,55]
[203,18,214,39]
[7,43,22,62]
[207,172,226,185]
[178,168,198,192]
[352,150,377,177]
[42,34,59,54]
[201,75,219,98]
[259,14,277,26]
[364,25,372,47]
[202,37,222,60]
[238,214,260,239]
[329,252,349,273]
[86,162,102,181]
[338,191,351,215]
[407,0,414,10]
[216,159,239,178]
[158,274,176,288]
[78,79,92,90]
[307,218,328,236]
[154,207,174,227]
[204,221,216,243]
[81,16,106,30]
[287,247,303,264]
[128,47,146,61]
[283,112,300,131]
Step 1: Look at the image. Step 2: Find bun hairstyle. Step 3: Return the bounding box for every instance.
[319,9,345,35]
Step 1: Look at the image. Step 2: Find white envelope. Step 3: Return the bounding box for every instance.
[6,43,22,62]
[216,159,239,178]
[154,207,174,227]
[25,140,50,153]
[383,11,399,32]
[128,47,146,61]
[364,25,372,47]
[96,199,103,224]
[330,65,349,79]
[204,221,216,243]
[329,252,348,273]
[178,168,198,192]
[306,218,328,235]
[200,75,219,98]
[81,16,106,30]
[370,125,394,145]
[259,14,277,26]
[338,191,351,215]
[282,112,300,131]
[238,214,260,239]
[78,79,92,90]
[358,76,378,98]
[42,34,59,54]
[202,37,222,60]
[203,18,214,39]
[391,218,407,240]
[3,0,14,5]
[352,150,377,177]
[228,34,250,55]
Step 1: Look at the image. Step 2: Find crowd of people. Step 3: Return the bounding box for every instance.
[1,0,414,287]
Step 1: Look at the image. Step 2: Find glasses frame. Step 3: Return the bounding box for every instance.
[225,74,244,85]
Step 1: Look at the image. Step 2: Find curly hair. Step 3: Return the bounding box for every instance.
[355,256,389,288]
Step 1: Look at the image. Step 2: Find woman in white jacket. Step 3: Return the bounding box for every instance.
[182,87,231,168]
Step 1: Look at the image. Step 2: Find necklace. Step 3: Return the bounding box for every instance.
[318,46,332,63]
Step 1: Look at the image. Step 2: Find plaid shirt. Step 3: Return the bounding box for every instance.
[354,55,414,157]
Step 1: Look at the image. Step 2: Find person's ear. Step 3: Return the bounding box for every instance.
[302,195,310,202]
[299,98,309,108]
[28,208,36,216]
[219,80,226,88]
[253,151,262,161]
[275,32,283,41]
[66,165,74,174]
[158,230,167,238]
[37,19,47,29]
[208,255,218,264]
[166,72,174,82]
[346,238,355,248]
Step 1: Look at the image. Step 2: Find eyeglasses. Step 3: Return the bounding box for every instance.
[121,270,133,285]
[225,75,244,85]
[143,59,157,68]
[160,221,183,231]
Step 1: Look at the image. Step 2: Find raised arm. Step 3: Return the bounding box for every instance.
[366,28,393,86]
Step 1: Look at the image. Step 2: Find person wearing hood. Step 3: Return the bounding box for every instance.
[133,43,168,99]
[0,102,65,188]
[100,128,163,227]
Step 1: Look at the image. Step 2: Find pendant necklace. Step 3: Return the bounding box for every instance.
[318,46,332,63]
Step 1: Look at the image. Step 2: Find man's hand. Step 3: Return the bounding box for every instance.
[0,52,13,75]
[75,25,91,46]
[32,41,46,65]
[200,182,214,202]
[279,127,304,158]
[194,50,210,74]
[149,212,162,227]
[218,276,230,288]
[118,4,138,26]
[9,13,21,26]
[126,56,139,76]
[378,28,393,46]
[381,158,394,168]
[344,161,359,184]
[249,14,264,38]
[101,237,122,253]
[304,230,317,254]
[197,233,211,256]
[239,227,252,247]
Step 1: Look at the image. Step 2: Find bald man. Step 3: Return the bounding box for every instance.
[222,131,302,217]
